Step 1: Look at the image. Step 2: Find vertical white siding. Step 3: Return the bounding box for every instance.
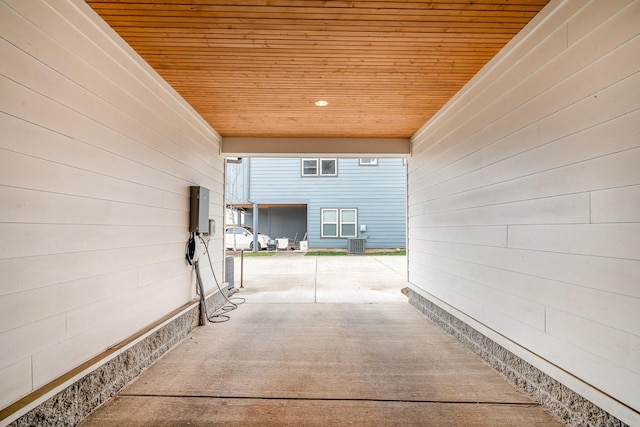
[408,0,640,424]
[0,0,224,410]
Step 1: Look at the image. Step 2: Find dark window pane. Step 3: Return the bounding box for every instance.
[321,159,336,175]
[341,224,356,237]
[323,224,338,237]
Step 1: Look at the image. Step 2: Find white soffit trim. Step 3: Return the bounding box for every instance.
[221,137,411,158]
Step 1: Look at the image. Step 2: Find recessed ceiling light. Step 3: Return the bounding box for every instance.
[315,100,329,107]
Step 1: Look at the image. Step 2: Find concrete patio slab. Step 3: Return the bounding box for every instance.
[79,254,562,426]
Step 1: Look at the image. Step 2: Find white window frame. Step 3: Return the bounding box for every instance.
[302,158,337,176]
[319,158,337,176]
[359,158,378,166]
[339,208,357,238]
[320,208,357,238]
[302,158,319,176]
[320,208,339,237]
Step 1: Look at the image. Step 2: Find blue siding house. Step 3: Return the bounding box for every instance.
[226,157,406,250]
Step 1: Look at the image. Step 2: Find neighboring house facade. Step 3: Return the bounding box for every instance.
[226,157,406,249]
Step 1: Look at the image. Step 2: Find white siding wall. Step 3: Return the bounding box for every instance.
[0,0,224,410]
[408,0,640,424]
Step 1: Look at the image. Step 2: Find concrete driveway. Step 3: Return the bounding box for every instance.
[231,252,409,303]
[79,253,562,426]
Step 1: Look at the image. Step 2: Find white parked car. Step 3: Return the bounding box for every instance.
[225,226,271,250]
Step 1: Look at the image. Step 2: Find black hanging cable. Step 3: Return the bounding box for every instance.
[198,235,245,323]
[200,236,246,306]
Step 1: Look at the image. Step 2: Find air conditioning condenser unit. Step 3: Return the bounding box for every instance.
[347,238,366,254]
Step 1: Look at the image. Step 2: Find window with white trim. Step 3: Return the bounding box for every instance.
[321,208,357,238]
[340,209,357,237]
[359,158,378,165]
[302,158,318,176]
[302,158,337,176]
[321,209,338,237]
[321,158,337,175]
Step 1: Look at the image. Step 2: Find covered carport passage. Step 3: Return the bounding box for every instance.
[1,1,638,426]
[78,253,561,426]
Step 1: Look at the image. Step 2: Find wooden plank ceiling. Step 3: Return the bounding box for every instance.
[87,0,549,139]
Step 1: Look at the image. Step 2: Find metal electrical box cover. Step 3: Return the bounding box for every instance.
[189,186,210,234]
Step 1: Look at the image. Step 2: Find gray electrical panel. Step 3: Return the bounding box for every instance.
[189,186,210,234]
